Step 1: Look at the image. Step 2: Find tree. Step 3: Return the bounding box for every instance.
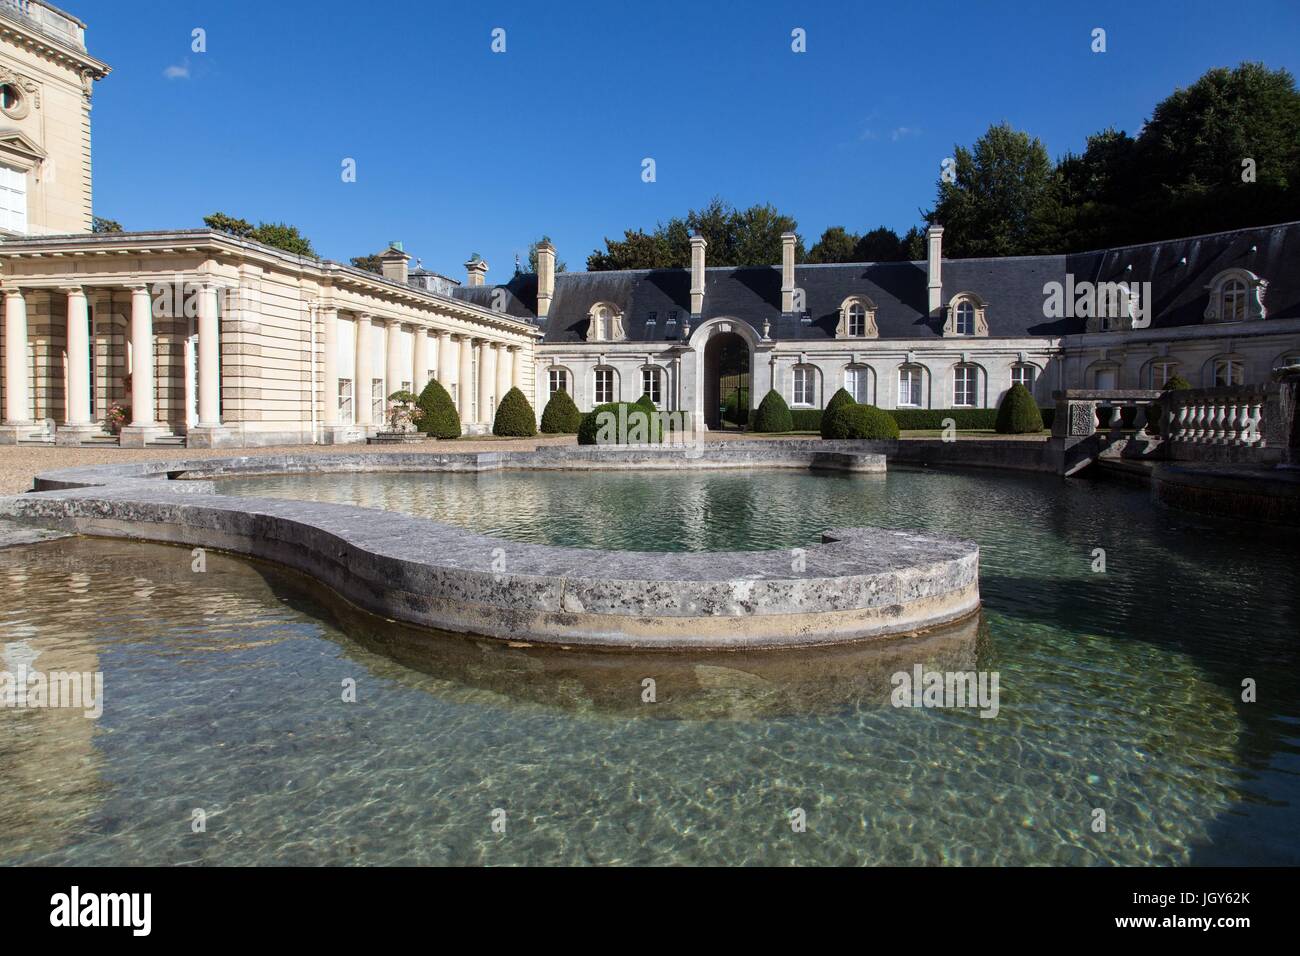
[416,378,461,439]
[925,123,1060,258]
[806,226,858,263]
[204,212,317,257]
[525,236,567,274]
[92,216,123,234]
[350,253,383,274]
[587,198,803,270]
[493,387,537,437]
[751,389,793,433]
[853,226,909,262]
[540,389,582,433]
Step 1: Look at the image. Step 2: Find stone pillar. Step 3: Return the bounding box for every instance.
[927,225,944,314]
[480,340,496,424]
[120,285,168,446]
[457,335,474,424]
[3,288,30,425]
[465,258,489,287]
[535,242,555,320]
[64,286,93,427]
[384,319,403,402]
[690,235,707,317]
[197,283,221,427]
[355,313,373,427]
[510,346,522,389]
[321,307,340,426]
[438,331,453,387]
[413,326,429,395]
[496,342,510,402]
[780,232,796,313]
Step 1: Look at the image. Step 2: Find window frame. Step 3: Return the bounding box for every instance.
[897,366,922,407]
[953,365,977,407]
[594,367,616,405]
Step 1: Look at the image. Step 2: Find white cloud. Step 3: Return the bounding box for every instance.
[163,61,191,80]
[890,126,922,141]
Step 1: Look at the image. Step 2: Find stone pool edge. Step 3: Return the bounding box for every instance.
[2,446,981,650]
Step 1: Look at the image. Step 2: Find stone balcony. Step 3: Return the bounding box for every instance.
[0,0,85,50]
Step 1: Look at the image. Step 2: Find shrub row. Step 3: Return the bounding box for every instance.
[750,397,1056,434]
[577,402,667,445]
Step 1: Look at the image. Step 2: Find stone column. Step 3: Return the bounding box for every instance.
[480,340,497,424]
[129,285,155,426]
[384,319,403,402]
[510,346,522,389]
[3,288,30,425]
[496,342,511,402]
[321,306,340,426]
[458,335,474,424]
[355,313,373,427]
[65,287,93,425]
[413,326,429,395]
[197,283,221,427]
[438,331,453,387]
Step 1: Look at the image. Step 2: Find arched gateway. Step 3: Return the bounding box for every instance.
[692,319,759,430]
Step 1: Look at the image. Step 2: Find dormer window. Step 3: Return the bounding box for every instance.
[943,293,988,337]
[586,302,626,342]
[835,296,878,339]
[1204,268,1267,322]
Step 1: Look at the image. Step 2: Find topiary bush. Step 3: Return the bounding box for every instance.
[540,389,582,433]
[635,393,656,410]
[492,386,537,437]
[416,377,461,439]
[577,402,664,445]
[841,403,900,439]
[751,389,793,433]
[995,383,1045,434]
[820,387,858,439]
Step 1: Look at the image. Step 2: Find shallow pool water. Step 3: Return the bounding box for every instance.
[2,466,1298,865]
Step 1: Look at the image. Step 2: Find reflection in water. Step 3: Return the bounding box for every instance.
[3,464,1300,865]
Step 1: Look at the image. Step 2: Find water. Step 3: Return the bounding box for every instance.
[2,467,1298,865]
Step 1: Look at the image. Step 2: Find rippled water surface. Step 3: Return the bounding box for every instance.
[2,466,1298,865]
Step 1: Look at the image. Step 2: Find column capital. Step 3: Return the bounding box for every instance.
[61,285,87,297]
[3,286,25,300]
[126,282,150,293]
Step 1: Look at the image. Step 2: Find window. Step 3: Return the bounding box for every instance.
[898,366,922,407]
[955,301,975,335]
[0,163,28,235]
[593,306,610,341]
[371,379,385,423]
[548,368,568,397]
[1147,361,1178,388]
[1094,367,1118,390]
[0,84,27,120]
[401,380,411,394]
[594,367,615,404]
[792,366,815,407]
[847,304,866,337]
[450,383,458,407]
[1214,359,1243,387]
[667,311,678,325]
[1221,279,1247,322]
[338,379,354,424]
[641,367,662,406]
[953,366,976,407]
[1011,365,1036,390]
[844,367,870,403]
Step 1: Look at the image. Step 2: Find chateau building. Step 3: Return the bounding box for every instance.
[0,0,1297,448]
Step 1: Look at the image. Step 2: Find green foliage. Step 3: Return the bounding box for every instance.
[577,402,664,445]
[587,197,803,270]
[539,389,582,433]
[416,378,461,439]
[492,387,537,437]
[841,404,901,440]
[888,409,1002,430]
[722,388,749,426]
[790,409,823,431]
[751,389,793,433]
[93,216,123,234]
[1163,375,1193,391]
[820,387,858,439]
[805,226,913,264]
[995,384,1045,434]
[635,393,656,410]
[350,253,383,274]
[204,212,317,257]
[525,236,567,274]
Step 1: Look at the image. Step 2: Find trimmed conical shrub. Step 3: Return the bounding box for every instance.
[635,393,656,410]
[417,378,461,439]
[820,387,858,439]
[995,383,1044,434]
[540,389,582,433]
[842,403,900,439]
[493,386,537,437]
[752,389,793,433]
[577,402,663,445]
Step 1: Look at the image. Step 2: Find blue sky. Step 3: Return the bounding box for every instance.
[81,0,1300,276]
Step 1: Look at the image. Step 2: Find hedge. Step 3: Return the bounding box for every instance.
[577,402,665,445]
[723,388,750,427]
[540,389,582,433]
[842,404,901,439]
[995,383,1044,434]
[751,389,793,432]
[756,405,1053,433]
[416,378,461,439]
[493,386,537,437]
[790,409,822,431]
[820,387,857,439]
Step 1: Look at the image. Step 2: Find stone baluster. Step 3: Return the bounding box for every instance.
[1212,401,1227,444]
[1249,401,1265,447]
[1108,404,1124,430]
[1234,402,1251,446]
[1173,404,1189,441]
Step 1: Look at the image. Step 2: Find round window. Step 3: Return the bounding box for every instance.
[0,84,27,119]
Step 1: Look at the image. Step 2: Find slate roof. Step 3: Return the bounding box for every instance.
[449,220,1300,343]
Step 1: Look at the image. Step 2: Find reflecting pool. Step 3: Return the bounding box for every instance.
[2,466,1298,865]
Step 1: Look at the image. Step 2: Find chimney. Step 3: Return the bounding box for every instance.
[535,240,555,319]
[780,231,797,313]
[379,242,409,285]
[690,234,707,316]
[465,255,489,288]
[926,225,944,314]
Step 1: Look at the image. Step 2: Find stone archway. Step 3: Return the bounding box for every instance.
[703,331,750,429]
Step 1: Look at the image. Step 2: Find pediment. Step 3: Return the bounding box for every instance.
[0,128,46,162]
